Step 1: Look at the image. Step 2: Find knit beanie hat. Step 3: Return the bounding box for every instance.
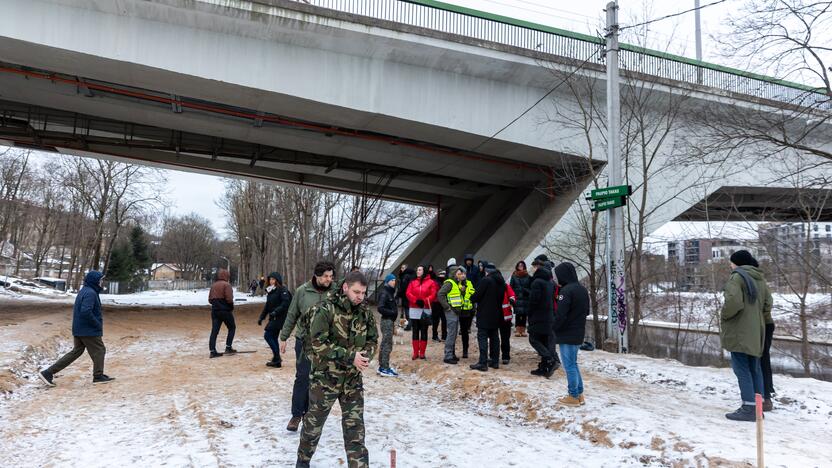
[384,273,396,284]
[730,250,757,267]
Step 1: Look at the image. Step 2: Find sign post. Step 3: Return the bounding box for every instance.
[604,1,628,353]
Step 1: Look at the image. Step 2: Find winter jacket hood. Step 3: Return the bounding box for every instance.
[209,269,234,311]
[267,271,283,286]
[72,270,104,336]
[554,262,579,287]
[83,270,104,292]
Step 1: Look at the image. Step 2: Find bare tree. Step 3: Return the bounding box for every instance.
[158,214,218,280]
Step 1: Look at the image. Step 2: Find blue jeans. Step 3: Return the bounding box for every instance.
[264,329,280,362]
[559,344,583,397]
[730,352,763,405]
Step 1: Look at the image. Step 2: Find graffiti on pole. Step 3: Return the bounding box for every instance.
[608,251,628,336]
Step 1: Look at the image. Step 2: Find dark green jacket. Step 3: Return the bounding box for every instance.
[720,266,772,357]
[308,292,378,387]
[279,279,336,342]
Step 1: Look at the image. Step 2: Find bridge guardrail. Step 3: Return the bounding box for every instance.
[285,0,829,111]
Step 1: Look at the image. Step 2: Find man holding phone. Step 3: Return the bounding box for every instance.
[296,271,378,468]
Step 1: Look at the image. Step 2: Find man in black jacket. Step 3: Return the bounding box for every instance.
[377,273,399,377]
[469,262,504,371]
[527,256,558,378]
[258,272,292,368]
[553,262,589,407]
[398,266,416,331]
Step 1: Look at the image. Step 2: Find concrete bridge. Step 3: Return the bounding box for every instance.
[0,0,829,271]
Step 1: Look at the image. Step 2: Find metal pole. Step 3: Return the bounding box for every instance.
[694,0,703,83]
[605,1,627,353]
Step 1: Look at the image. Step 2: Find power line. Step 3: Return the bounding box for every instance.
[620,0,728,31]
[470,44,603,153]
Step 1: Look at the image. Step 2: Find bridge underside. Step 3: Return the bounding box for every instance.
[675,186,832,223]
[0,60,598,270]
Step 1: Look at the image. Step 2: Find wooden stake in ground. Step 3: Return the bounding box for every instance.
[756,393,764,468]
[390,448,397,468]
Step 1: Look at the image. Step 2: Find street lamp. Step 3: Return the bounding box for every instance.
[220,256,231,271]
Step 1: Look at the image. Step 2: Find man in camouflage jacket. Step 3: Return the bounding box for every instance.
[296,271,378,468]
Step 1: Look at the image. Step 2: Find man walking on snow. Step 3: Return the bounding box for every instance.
[279,261,336,432]
[296,271,377,468]
[721,250,772,422]
[208,268,237,358]
[39,270,115,386]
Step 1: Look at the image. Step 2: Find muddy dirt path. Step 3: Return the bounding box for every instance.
[1,304,829,467]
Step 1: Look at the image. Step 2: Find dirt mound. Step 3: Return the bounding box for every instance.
[2,332,70,396]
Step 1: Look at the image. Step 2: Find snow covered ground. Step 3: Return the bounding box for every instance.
[1,304,830,467]
[0,281,265,307]
[98,288,266,307]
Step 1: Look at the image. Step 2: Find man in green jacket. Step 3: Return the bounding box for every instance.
[720,250,773,422]
[296,270,378,468]
[279,261,336,432]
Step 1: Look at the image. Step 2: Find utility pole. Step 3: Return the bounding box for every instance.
[605,1,628,353]
[694,0,703,83]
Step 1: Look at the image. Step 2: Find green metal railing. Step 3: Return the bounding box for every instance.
[286,0,830,110]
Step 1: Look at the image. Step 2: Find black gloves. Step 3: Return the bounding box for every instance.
[258,319,263,326]
[416,299,425,308]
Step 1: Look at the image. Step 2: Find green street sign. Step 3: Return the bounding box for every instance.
[585,185,632,200]
[590,196,626,212]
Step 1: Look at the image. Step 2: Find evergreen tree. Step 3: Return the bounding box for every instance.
[106,241,135,282]
[130,226,152,273]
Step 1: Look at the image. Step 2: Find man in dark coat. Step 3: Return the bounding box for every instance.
[258,271,292,368]
[397,266,416,331]
[208,268,236,358]
[469,262,504,371]
[553,262,589,407]
[527,256,558,378]
[39,270,115,386]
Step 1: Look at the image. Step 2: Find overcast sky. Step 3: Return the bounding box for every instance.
[14,1,768,241]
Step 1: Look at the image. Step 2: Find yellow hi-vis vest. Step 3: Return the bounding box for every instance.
[444,279,474,311]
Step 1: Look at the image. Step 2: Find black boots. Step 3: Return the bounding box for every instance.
[725,405,756,422]
[469,363,488,372]
[210,351,223,358]
[93,374,116,384]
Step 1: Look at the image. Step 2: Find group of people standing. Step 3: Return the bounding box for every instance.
[32,245,779,467]
[381,254,590,407]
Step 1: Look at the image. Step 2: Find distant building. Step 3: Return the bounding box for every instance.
[667,238,754,290]
[150,263,183,280]
[758,222,832,290]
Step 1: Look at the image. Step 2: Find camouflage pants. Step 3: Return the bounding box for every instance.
[378,318,394,369]
[297,377,368,467]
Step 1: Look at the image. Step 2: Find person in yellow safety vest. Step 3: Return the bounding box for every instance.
[437,265,475,365]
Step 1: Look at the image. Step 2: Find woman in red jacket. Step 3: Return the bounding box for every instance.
[406,265,438,360]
